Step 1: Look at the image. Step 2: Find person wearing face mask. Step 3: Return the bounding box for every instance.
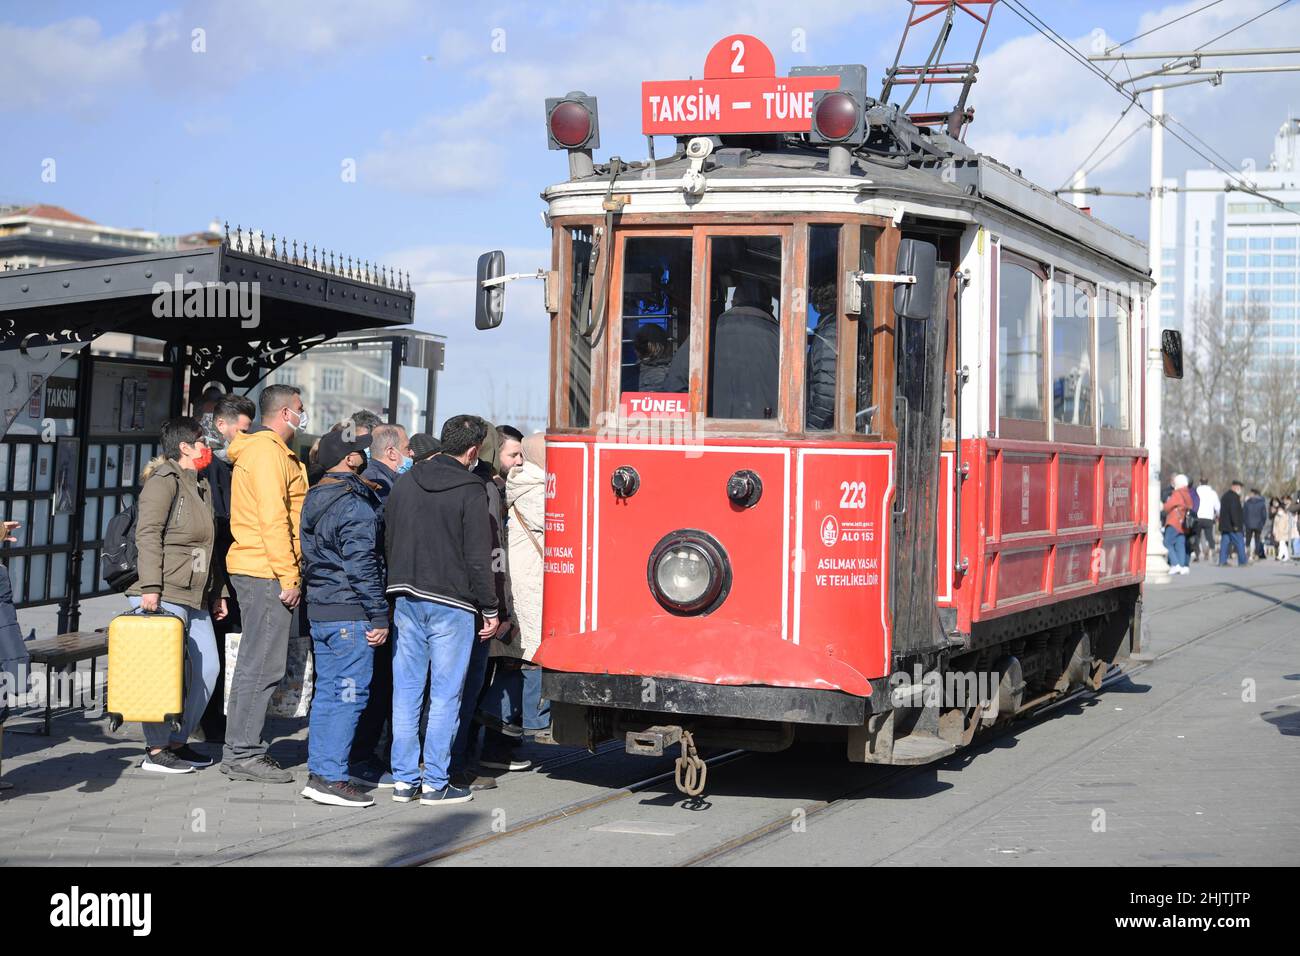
[125,417,226,774]
[362,423,412,505]
[196,393,256,743]
[221,384,310,783]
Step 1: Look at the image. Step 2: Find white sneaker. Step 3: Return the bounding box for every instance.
[479,757,533,772]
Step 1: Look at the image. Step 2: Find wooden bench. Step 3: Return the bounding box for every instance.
[21,631,108,736]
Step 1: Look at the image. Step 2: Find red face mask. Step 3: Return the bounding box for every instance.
[192,444,213,471]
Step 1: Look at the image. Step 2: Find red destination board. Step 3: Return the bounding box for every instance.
[642,35,839,136]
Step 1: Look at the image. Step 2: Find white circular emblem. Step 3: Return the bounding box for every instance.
[820,514,839,547]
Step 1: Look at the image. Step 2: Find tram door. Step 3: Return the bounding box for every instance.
[890,239,955,660]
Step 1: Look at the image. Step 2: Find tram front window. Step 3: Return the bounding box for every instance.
[620,237,692,396]
[708,236,782,420]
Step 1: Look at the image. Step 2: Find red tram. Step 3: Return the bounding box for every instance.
[475,32,1180,787]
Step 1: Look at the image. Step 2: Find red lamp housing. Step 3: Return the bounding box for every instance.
[546,92,600,150]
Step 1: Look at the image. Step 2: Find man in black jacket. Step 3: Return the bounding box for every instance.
[1218,481,1248,567]
[384,415,499,806]
[1243,488,1268,561]
[198,393,255,742]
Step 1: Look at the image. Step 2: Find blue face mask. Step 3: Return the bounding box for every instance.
[397,455,413,474]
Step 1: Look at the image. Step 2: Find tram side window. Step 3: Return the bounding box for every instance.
[998,257,1044,421]
[708,236,782,420]
[1097,291,1130,434]
[620,237,693,396]
[805,225,840,431]
[569,227,593,427]
[856,227,878,433]
[1052,275,1094,428]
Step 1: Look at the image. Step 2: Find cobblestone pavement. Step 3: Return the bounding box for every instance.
[1,563,1297,866]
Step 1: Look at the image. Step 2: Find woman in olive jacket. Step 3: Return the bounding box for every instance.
[125,417,227,774]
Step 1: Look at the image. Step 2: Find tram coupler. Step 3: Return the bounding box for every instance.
[625,725,683,756]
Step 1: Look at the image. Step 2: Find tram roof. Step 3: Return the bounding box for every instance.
[544,144,1150,279]
[0,242,415,351]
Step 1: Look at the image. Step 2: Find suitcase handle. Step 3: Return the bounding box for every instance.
[126,605,185,622]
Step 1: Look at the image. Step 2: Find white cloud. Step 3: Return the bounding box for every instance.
[0,17,151,110]
[360,138,504,194]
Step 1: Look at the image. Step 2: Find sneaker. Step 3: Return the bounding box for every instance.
[451,770,498,791]
[219,754,294,784]
[479,756,532,772]
[420,783,473,805]
[170,744,214,768]
[392,782,420,803]
[141,749,195,775]
[348,762,396,789]
[301,774,374,808]
[475,711,524,738]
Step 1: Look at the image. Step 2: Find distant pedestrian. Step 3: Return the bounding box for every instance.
[1244,488,1268,562]
[1217,480,1247,567]
[299,428,388,807]
[1160,475,1193,575]
[385,415,499,806]
[1194,477,1219,563]
[1273,498,1292,562]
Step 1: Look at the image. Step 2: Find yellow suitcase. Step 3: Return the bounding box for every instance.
[106,609,185,731]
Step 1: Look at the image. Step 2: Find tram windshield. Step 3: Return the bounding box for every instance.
[620,237,693,397]
[707,236,782,419]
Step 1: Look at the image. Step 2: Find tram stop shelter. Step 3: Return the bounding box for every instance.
[0,237,421,635]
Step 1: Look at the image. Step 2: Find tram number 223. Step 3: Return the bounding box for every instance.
[839,481,868,510]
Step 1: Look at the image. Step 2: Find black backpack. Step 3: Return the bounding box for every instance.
[99,474,179,593]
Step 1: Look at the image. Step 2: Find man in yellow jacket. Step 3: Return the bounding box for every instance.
[220,384,310,783]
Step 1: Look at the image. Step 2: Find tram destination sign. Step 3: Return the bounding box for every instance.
[642,35,840,136]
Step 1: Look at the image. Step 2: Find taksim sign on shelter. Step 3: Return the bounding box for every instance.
[642,35,839,136]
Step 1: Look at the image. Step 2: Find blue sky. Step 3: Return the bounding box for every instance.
[4,0,1298,427]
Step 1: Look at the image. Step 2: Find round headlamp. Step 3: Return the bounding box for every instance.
[647,529,731,616]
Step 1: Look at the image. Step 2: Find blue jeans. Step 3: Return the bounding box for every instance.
[480,663,551,760]
[127,597,219,750]
[1219,531,1247,566]
[1162,525,1188,568]
[449,631,493,775]
[307,620,374,782]
[391,598,474,790]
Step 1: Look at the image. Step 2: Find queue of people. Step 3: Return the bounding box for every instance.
[93,384,546,809]
[1161,473,1300,572]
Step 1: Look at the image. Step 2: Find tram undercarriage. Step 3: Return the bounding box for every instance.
[543,587,1142,784]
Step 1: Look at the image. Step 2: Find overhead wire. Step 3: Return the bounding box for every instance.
[1001,0,1299,217]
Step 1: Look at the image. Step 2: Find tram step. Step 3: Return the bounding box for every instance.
[889,733,957,765]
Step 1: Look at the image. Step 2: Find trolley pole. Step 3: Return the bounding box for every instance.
[1145,86,1170,584]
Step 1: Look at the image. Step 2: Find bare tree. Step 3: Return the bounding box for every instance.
[1162,297,1266,489]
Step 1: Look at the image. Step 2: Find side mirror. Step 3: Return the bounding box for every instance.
[1161,329,1184,379]
[475,251,505,330]
[894,238,938,320]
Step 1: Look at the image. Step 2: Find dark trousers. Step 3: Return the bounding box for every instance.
[223,575,293,764]
[1192,518,1216,558]
[1245,528,1265,559]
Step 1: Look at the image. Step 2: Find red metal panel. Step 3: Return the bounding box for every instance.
[999,453,1050,536]
[1053,542,1094,590]
[1103,457,1135,525]
[1056,454,1097,530]
[542,441,590,640]
[592,444,789,638]
[795,447,894,679]
[996,547,1048,603]
[936,451,954,605]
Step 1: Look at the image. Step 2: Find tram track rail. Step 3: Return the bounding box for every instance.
[674,585,1300,867]
[392,585,1300,868]
[391,748,750,867]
